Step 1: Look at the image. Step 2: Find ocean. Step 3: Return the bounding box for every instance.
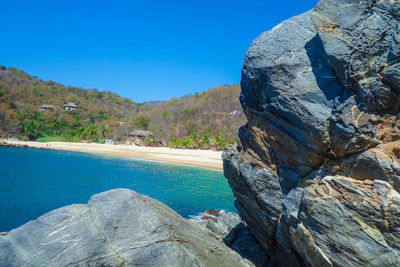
[0,146,236,232]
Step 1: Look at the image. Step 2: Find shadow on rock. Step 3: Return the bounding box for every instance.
[224,223,270,267]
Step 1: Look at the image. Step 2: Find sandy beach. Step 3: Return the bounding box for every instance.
[0,139,223,171]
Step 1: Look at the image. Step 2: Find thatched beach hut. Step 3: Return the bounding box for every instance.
[129,130,153,146]
[38,104,55,111]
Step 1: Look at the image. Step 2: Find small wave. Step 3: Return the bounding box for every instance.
[188,213,206,220]
[188,209,227,221]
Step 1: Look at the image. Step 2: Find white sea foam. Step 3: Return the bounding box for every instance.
[188,209,227,221]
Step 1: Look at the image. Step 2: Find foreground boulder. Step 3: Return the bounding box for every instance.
[223,0,400,266]
[0,189,251,266]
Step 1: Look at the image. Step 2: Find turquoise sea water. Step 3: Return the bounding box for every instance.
[0,146,236,232]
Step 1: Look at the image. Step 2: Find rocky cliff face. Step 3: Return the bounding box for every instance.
[0,189,253,266]
[223,0,400,266]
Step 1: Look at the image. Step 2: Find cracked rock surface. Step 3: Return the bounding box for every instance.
[223,0,400,266]
[0,189,252,266]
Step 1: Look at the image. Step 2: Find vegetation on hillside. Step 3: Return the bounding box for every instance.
[0,65,246,149]
[0,65,147,143]
[145,84,246,147]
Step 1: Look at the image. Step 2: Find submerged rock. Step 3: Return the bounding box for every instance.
[223,0,400,266]
[0,189,252,266]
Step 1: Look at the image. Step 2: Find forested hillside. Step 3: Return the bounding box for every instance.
[145,85,246,148]
[0,65,245,148]
[0,65,147,142]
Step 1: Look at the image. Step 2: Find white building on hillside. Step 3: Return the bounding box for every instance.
[64,102,78,111]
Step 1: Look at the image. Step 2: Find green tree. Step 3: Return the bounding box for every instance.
[23,121,39,139]
[212,135,223,151]
[77,126,86,139]
[169,138,182,148]
[183,108,195,119]
[51,118,61,136]
[144,136,155,146]
[98,111,109,120]
[89,115,95,124]
[182,136,194,149]
[84,123,97,140]
[190,133,200,149]
[100,124,110,138]
[134,115,150,130]
[200,133,211,149]
[186,122,196,135]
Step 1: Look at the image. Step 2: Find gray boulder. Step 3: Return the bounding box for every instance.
[223,0,400,266]
[191,211,269,267]
[0,189,252,266]
[205,211,242,239]
[105,139,114,145]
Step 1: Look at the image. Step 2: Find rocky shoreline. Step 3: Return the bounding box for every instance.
[0,189,266,266]
[0,141,28,148]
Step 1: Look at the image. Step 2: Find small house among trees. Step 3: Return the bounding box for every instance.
[10,102,25,110]
[129,130,153,146]
[230,110,242,116]
[64,102,78,111]
[38,104,55,111]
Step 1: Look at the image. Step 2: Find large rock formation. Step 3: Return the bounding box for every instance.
[223,0,400,266]
[0,189,252,266]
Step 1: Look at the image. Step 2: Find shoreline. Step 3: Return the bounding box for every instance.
[0,139,223,171]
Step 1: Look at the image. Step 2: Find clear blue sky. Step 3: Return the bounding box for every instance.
[1,0,319,102]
